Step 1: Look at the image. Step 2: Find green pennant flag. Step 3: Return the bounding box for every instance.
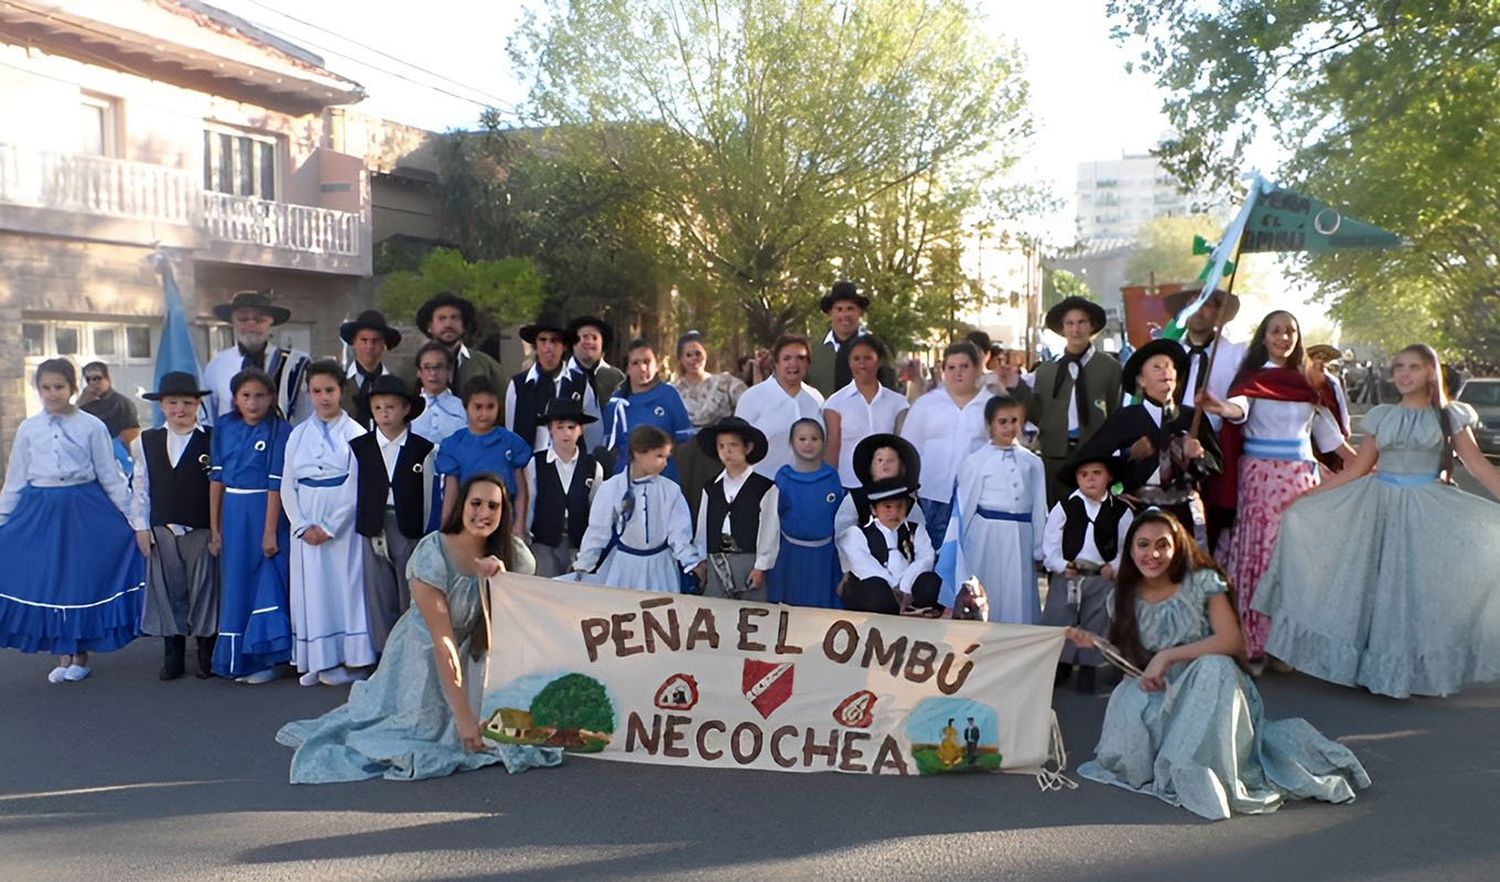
[1240,186,1402,253]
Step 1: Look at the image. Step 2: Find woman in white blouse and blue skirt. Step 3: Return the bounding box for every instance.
[0,359,144,683]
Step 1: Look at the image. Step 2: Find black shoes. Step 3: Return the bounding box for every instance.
[195,637,216,679]
[160,637,186,681]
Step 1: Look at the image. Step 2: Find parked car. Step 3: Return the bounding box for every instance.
[1457,378,1500,455]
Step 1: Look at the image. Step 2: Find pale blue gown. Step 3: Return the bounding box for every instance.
[1255,402,1500,697]
[1078,568,1370,820]
[276,533,561,783]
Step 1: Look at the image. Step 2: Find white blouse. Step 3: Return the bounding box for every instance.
[898,387,994,503]
[0,409,130,524]
[823,381,910,488]
[733,379,825,478]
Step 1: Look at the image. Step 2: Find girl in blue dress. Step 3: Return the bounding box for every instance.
[210,369,294,684]
[1068,509,1370,820]
[769,418,845,608]
[0,359,143,683]
[436,376,532,532]
[602,338,694,482]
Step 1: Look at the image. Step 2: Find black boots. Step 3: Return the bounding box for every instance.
[160,636,186,681]
[195,637,216,679]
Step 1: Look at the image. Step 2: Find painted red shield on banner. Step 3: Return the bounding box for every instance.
[742,660,795,718]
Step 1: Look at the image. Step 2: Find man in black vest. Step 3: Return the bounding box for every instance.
[1041,451,1134,692]
[836,477,942,615]
[350,376,434,649]
[340,310,401,428]
[131,372,215,680]
[506,313,597,451]
[692,417,778,601]
[528,399,605,577]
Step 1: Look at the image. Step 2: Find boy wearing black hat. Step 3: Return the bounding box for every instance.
[836,477,942,616]
[526,399,605,577]
[129,372,217,680]
[1042,452,1134,691]
[349,376,435,650]
[507,314,599,451]
[691,417,779,601]
[340,310,401,428]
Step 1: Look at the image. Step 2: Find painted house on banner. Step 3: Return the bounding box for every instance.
[0,0,379,453]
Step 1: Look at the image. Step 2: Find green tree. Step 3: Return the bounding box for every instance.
[529,673,615,733]
[1107,1,1500,361]
[1042,268,1091,312]
[509,0,1033,345]
[1123,215,1268,297]
[379,248,548,341]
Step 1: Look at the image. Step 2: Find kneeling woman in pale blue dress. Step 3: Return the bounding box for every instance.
[1256,344,1500,698]
[1069,510,1369,820]
[277,473,561,782]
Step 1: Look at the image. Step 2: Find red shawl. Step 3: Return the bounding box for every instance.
[1204,367,1320,511]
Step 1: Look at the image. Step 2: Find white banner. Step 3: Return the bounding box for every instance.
[483,575,1066,777]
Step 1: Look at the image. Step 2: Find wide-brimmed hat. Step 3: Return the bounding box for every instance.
[416,293,477,338]
[820,280,870,314]
[1163,285,1241,323]
[213,290,290,325]
[852,433,920,488]
[520,311,578,346]
[142,371,211,401]
[1058,449,1125,490]
[541,398,597,426]
[1044,296,1107,336]
[567,315,614,349]
[696,416,768,464]
[365,374,424,421]
[1306,344,1343,364]
[863,476,918,506]
[340,309,402,349]
[1122,337,1189,396]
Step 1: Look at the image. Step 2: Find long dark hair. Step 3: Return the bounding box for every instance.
[1231,309,1305,392]
[440,472,515,570]
[1108,509,1231,669]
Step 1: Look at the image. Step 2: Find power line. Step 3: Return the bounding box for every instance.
[234,0,519,114]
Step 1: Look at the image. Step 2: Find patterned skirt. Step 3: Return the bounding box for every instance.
[1225,456,1319,659]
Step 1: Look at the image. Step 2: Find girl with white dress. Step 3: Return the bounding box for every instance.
[282,360,375,686]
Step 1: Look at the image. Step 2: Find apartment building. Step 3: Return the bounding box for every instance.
[1075,153,1190,241]
[0,0,378,452]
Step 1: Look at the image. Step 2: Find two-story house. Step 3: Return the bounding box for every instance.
[0,0,375,452]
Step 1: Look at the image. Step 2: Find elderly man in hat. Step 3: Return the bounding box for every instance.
[505,312,599,450]
[202,290,312,425]
[340,309,401,428]
[415,292,506,399]
[1164,286,1247,430]
[808,280,896,398]
[565,315,625,449]
[1000,295,1122,504]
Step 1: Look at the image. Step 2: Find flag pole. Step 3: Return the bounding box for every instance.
[1186,233,1245,437]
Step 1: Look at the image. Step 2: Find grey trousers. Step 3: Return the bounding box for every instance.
[532,537,578,578]
[361,511,420,653]
[1042,571,1111,666]
[704,551,767,603]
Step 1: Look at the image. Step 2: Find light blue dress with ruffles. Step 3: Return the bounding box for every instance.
[1255,402,1500,697]
[1078,569,1370,820]
[276,533,562,783]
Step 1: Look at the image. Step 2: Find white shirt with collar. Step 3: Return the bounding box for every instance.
[898,386,994,503]
[1019,346,1097,434]
[823,381,910,488]
[1175,335,1245,430]
[1042,489,1133,574]
[1,409,130,525]
[411,389,468,446]
[836,516,934,595]
[733,378,825,478]
[376,427,407,506]
[693,467,781,571]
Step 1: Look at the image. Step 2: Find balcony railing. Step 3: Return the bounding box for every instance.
[202,191,360,257]
[0,143,198,226]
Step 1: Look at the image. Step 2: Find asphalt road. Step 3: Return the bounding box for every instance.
[3,627,1498,882]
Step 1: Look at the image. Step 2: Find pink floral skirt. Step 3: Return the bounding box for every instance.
[1225,456,1320,659]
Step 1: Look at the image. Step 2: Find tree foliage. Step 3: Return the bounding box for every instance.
[529,673,616,733]
[508,0,1032,346]
[1108,1,1500,362]
[1124,215,1268,296]
[379,248,548,340]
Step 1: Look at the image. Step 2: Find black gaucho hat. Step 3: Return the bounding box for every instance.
[520,311,578,346]
[541,398,597,426]
[863,475,918,505]
[1163,285,1241,324]
[696,416,768,465]
[567,315,614,349]
[213,290,290,325]
[1057,449,1125,491]
[142,371,211,401]
[416,293,477,338]
[852,433,920,488]
[1122,337,1189,396]
[1044,295,1107,336]
[365,374,425,421]
[340,309,402,349]
[819,280,870,314]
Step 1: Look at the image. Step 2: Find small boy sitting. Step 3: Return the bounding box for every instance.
[836,477,942,616]
[1042,451,1134,692]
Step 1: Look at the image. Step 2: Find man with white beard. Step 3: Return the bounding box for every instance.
[202,290,312,425]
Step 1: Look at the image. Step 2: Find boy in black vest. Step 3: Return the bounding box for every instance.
[130,372,217,680]
[350,376,435,651]
[1042,451,1134,692]
[527,399,604,577]
[836,477,942,616]
[692,417,779,601]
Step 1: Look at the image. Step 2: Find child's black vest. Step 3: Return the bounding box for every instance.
[511,367,592,449]
[350,431,435,539]
[531,448,598,547]
[703,471,774,552]
[1060,494,1129,563]
[860,520,918,568]
[141,427,212,528]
